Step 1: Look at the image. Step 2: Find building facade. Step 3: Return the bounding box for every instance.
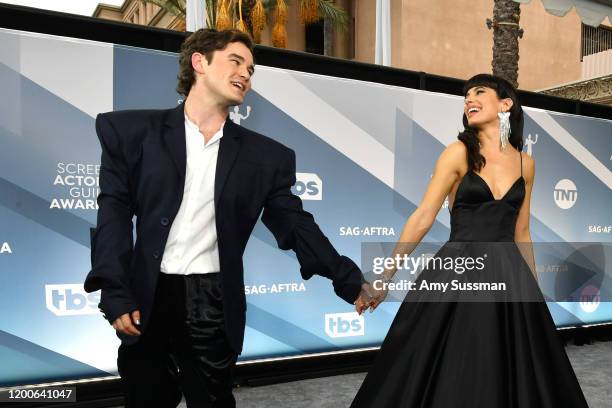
[93,1,184,30]
[93,0,612,104]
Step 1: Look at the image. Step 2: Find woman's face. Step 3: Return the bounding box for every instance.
[464,86,513,129]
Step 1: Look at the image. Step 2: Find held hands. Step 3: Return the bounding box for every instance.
[354,280,388,315]
[112,310,142,336]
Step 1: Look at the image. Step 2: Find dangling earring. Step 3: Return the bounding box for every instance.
[498,111,511,150]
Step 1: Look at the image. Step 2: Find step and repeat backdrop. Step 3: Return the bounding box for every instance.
[0,28,611,386]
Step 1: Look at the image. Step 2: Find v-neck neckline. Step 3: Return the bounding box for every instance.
[471,171,524,201]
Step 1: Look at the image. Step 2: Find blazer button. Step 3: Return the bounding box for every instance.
[160,217,169,226]
[153,251,160,259]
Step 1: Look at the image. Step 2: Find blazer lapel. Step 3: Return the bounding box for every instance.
[163,104,187,183]
[215,119,242,211]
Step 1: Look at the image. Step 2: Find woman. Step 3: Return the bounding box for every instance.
[351,74,588,407]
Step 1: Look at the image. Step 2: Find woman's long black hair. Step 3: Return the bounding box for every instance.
[458,74,524,172]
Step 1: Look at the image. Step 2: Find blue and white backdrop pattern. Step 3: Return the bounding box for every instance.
[0,28,611,386]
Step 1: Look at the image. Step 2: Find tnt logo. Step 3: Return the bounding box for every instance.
[553,179,577,209]
[45,284,100,316]
[292,173,322,201]
[325,312,364,338]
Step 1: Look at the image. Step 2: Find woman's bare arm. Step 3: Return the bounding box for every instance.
[514,152,537,280]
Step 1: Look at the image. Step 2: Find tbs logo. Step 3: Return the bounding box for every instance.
[292,173,322,201]
[45,284,100,316]
[325,312,364,338]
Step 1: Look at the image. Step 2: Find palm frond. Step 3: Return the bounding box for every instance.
[318,0,348,31]
[236,0,249,33]
[261,0,276,11]
[142,0,186,18]
[251,0,267,43]
[205,0,217,27]
[217,0,233,29]
[272,0,288,48]
[300,0,319,24]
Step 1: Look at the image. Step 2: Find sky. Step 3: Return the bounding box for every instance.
[1,0,126,16]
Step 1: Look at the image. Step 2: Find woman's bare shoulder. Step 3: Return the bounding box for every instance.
[437,141,468,170]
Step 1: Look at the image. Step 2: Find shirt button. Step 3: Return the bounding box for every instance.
[160,217,169,226]
[153,251,160,259]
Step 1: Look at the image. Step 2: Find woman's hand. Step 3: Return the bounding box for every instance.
[354,281,388,314]
[367,278,389,312]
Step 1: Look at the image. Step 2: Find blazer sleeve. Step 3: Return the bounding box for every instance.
[84,114,138,324]
[261,148,363,304]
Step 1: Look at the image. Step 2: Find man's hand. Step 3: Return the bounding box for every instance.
[354,282,374,315]
[355,280,388,314]
[112,310,141,336]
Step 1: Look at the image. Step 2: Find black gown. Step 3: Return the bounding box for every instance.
[351,167,589,407]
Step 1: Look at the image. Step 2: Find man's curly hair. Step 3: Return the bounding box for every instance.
[177,28,254,97]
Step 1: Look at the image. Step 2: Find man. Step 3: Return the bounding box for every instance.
[84,29,371,407]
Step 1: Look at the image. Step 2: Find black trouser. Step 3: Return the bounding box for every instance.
[117,272,237,408]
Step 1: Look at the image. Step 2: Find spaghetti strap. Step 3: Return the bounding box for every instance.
[519,150,523,177]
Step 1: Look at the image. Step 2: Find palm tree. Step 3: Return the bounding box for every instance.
[143,0,186,17]
[319,0,348,56]
[487,0,524,88]
[143,0,349,56]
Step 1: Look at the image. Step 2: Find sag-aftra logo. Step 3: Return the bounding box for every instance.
[0,242,12,254]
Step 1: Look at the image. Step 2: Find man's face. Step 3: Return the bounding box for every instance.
[196,41,255,106]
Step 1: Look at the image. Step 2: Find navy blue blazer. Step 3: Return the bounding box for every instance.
[84,104,363,353]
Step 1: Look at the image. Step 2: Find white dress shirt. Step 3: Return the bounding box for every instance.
[160,114,224,275]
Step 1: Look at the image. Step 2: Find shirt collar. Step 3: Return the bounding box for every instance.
[184,113,225,148]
